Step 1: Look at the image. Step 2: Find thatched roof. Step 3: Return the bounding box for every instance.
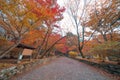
[17,43,36,50]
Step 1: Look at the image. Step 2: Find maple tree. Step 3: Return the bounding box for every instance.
[82,33,120,60]
[21,0,65,58]
[25,0,65,26]
[78,0,120,60]
[0,0,38,58]
[55,37,68,53]
[0,0,65,59]
[22,29,45,46]
[84,0,120,42]
[22,26,63,58]
[40,34,66,58]
[26,0,65,58]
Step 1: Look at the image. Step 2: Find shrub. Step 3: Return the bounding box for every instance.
[68,51,78,57]
[0,37,9,54]
[90,41,120,61]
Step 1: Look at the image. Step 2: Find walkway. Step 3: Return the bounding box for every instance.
[11,57,114,80]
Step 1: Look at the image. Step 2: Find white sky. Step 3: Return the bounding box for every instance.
[57,0,93,36]
[57,0,78,35]
[57,0,104,36]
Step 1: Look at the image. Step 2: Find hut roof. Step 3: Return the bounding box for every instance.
[17,43,36,50]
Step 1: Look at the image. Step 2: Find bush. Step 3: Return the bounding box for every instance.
[90,41,120,61]
[0,39,8,49]
[68,51,78,57]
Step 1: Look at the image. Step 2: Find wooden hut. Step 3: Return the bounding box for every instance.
[17,43,36,63]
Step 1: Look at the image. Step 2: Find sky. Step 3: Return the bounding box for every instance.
[57,0,91,36]
[57,0,77,35]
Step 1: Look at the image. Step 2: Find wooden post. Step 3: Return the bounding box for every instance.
[17,49,23,63]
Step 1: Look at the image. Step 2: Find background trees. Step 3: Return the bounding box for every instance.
[84,0,120,42]
[62,0,120,60]
[64,0,92,58]
[81,0,120,60]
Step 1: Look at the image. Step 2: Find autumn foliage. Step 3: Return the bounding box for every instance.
[0,0,119,61]
[0,0,65,59]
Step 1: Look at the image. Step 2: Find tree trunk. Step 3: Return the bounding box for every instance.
[78,44,84,58]
[101,32,108,42]
[34,47,41,59]
[0,41,20,59]
[35,29,50,59]
[103,34,108,42]
[40,36,66,59]
[76,26,84,58]
[109,28,113,41]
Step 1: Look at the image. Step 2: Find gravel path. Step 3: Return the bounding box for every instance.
[11,57,114,80]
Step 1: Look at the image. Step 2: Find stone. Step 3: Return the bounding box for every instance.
[0,57,56,80]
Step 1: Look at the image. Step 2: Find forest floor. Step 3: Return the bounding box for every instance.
[0,59,37,70]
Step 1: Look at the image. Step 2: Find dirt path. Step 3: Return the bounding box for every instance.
[11,57,117,80]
